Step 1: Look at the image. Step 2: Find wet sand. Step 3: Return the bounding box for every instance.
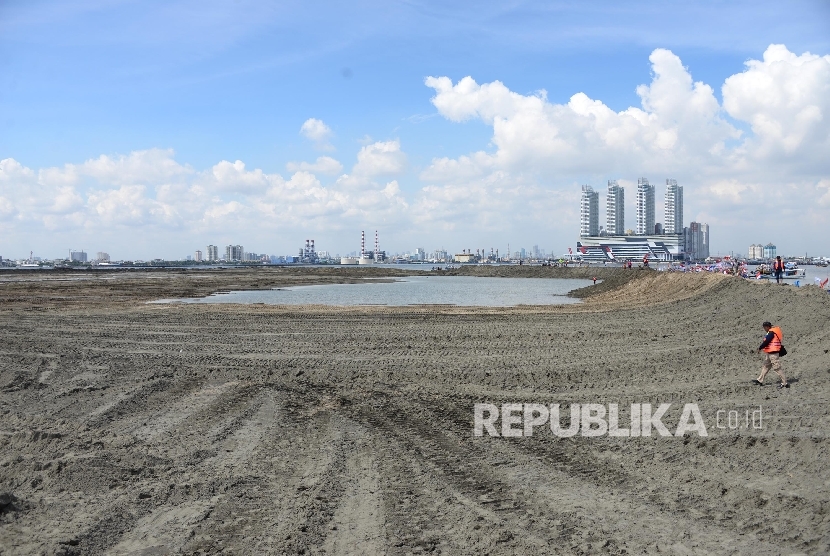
[1,267,829,555]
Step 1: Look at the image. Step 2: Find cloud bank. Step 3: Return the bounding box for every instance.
[1,45,828,258]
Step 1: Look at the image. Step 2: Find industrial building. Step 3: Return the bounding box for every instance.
[453,249,478,263]
[299,240,318,263]
[341,231,385,265]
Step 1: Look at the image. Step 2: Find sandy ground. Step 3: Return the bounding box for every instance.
[1,266,829,555]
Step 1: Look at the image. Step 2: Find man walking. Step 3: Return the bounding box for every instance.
[753,321,789,388]
[773,256,785,284]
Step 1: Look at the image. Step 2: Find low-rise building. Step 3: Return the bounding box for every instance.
[577,235,684,262]
[453,252,478,263]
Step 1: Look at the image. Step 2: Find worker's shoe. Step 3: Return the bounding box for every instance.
[778,382,790,389]
[752,379,763,386]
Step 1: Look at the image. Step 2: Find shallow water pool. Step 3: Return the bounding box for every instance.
[154,276,594,307]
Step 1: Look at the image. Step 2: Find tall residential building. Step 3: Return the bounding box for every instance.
[194,250,203,262]
[70,250,87,263]
[684,222,710,260]
[96,252,110,262]
[207,245,219,261]
[606,180,625,235]
[636,178,655,235]
[748,244,764,259]
[225,245,244,261]
[701,224,709,257]
[580,185,599,237]
[664,179,683,234]
[763,243,776,259]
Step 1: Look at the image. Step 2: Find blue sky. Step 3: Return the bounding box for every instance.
[1,0,829,259]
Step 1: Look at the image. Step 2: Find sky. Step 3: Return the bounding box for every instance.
[1,0,829,260]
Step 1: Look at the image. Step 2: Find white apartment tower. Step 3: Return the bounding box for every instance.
[580,185,599,237]
[664,179,683,234]
[225,245,244,261]
[636,178,655,235]
[606,180,625,235]
[207,245,219,261]
[684,222,710,260]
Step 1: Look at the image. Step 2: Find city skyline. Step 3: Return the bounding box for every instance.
[1,2,829,259]
[578,179,706,261]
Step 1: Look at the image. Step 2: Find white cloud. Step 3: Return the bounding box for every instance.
[722,44,830,163]
[0,142,410,255]
[0,157,35,182]
[79,148,192,186]
[352,140,407,178]
[286,156,344,175]
[419,152,493,183]
[205,160,275,194]
[425,48,739,175]
[300,118,334,150]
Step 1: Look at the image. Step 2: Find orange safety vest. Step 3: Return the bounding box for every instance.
[763,326,783,353]
[774,260,784,272]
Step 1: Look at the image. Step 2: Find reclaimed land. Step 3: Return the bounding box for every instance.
[1,266,829,555]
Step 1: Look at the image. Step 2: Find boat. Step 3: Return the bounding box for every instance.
[782,267,807,280]
[754,264,806,281]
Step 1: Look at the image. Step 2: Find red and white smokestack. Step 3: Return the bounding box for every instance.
[361,231,365,258]
[375,230,379,261]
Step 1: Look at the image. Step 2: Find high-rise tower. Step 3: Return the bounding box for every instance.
[636,178,655,235]
[580,185,599,237]
[664,179,683,234]
[606,180,625,235]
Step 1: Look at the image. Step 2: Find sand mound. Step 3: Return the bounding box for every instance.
[577,270,730,308]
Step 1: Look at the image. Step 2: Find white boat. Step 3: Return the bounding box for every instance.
[757,266,806,280]
[781,267,806,280]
